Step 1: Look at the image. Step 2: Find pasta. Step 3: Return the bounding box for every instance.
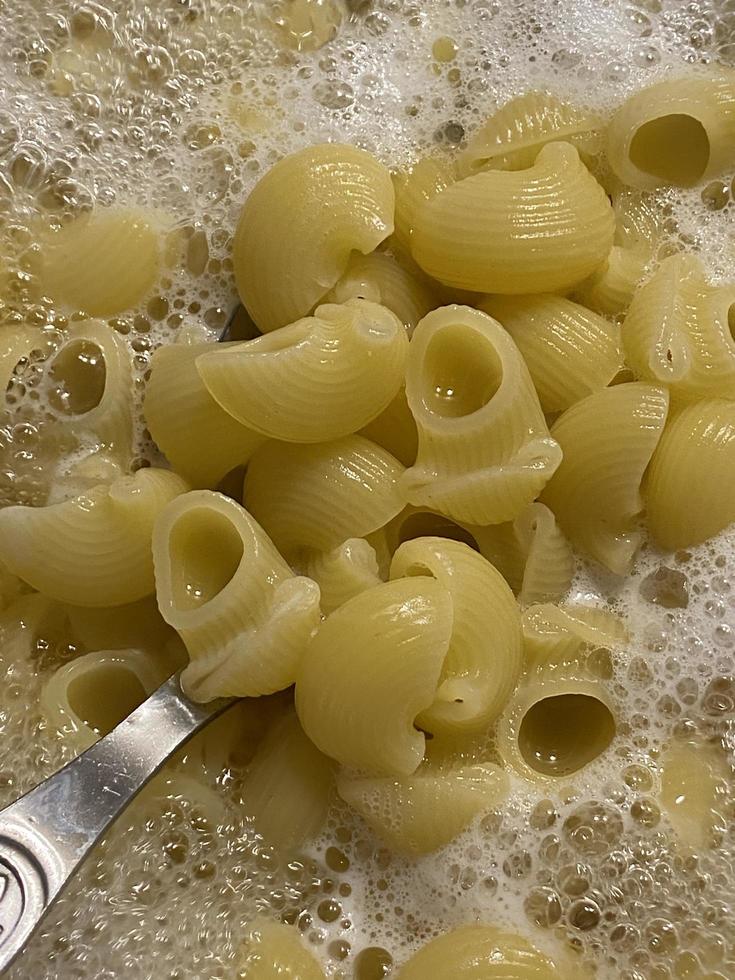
[295,577,453,776]
[606,74,735,189]
[269,0,343,52]
[0,467,188,606]
[401,305,562,524]
[458,90,602,176]
[660,740,729,852]
[522,603,627,668]
[359,387,418,467]
[233,143,394,333]
[40,206,163,316]
[65,595,179,654]
[243,435,405,557]
[152,490,321,702]
[540,383,669,574]
[390,537,522,734]
[645,399,735,551]
[239,918,326,980]
[479,293,622,414]
[337,761,508,855]
[304,537,382,615]
[196,299,408,443]
[143,341,265,489]
[240,711,334,853]
[392,154,455,251]
[410,141,615,294]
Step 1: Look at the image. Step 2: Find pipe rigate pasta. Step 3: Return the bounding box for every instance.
[239,918,326,979]
[233,143,394,333]
[522,603,628,668]
[196,299,408,443]
[392,154,456,251]
[304,537,383,615]
[153,490,321,702]
[401,305,562,525]
[410,141,615,294]
[295,577,453,776]
[359,387,418,467]
[660,740,730,853]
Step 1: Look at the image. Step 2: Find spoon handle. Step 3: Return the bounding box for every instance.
[0,673,233,974]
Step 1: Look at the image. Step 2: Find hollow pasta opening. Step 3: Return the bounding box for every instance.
[397,511,479,551]
[48,339,106,416]
[67,663,147,737]
[169,507,244,611]
[422,324,502,418]
[629,114,709,186]
[518,693,615,777]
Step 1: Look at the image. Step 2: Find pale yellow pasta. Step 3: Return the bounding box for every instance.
[392,155,455,251]
[660,740,729,852]
[401,306,562,524]
[646,399,735,551]
[359,387,418,466]
[243,435,405,556]
[241,711,334,853]
[239,918,326,980]
[233,143,394,333]
[411,142,614,294]
[269,0,343,52]
[295,577,453,776]
[337,761,508,855]
[304,538,382,615]
[390,537,522,734]
[541,383,669,574]
[458,90,602,176]
[65,595,178,654]
[197,299,408,443]
[396,924,572,979]
[607,74,735,189]
[522,603,628,668]
[325,250,440,334]
[480,293,622,414]
[0,467,188,606]
[0,559,27,610]
[40,206,163,316]
[153,491,321,702]
[622,254,735,401]
[144,341,265,489]
[476,503,575,606]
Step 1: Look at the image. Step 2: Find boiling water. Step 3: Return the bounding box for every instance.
[0,0,733,977]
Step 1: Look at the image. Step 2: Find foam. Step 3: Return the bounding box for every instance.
[0,0,733,978]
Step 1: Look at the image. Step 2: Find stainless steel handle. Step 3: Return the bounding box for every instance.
[0,673,234,974]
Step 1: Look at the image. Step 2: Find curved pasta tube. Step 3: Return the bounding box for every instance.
[304,538,382,615]
[480,294,622,414]
[0,467,188,607]
[396,924,571,979]
[295,578,453,776]
[144,341,265,489]
[337,761,508,856]
[390,538,522,734]
[401,306,562,524]
[522,603,627,668]
[622,254,735,402]
[239,918,326,980]
[40,206,163,316]
[0,560,27,610]
[392,155,455,251]
[458,90,602,176]
[606,74,735,189]
[153,491,321,702]
[241,711,334,853]
[411,142,614,294]
[233,144,394,333]
[541,383,669,574]
[660,740,729,852]
[269,0,343,52]
[197,299,408,443]
[244,435,405,556]
[359,387,418,467]
[476,503,574,606]
[646,399,735,551]
[65,595,178,653]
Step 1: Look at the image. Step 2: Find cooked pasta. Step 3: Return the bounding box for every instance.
[144,341,265,489]
[40,206,163,316]
[540,383,669,574]
[337,762,508,855]
[233,143,394,333]
[304,538,382,615]
[606,74,735,189]
[153,490,321,702]
[359,387,418,467]
[390,537,522,734]
[401,305,562,524]
[410,141,615,294]
[197,299,408,443]
[269,0,343,52]
[65,595,178,654]
[646,399,735,551]
[480,293,622,414]
[0,467,188,606]
[522,603,628,668]
[0,559,26,610]
[295,577,453,776]
[458,90,602,176]
[244,435,405,556]
[239,918,326,979]
[392,154,455,251]
[660,740,729,852]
